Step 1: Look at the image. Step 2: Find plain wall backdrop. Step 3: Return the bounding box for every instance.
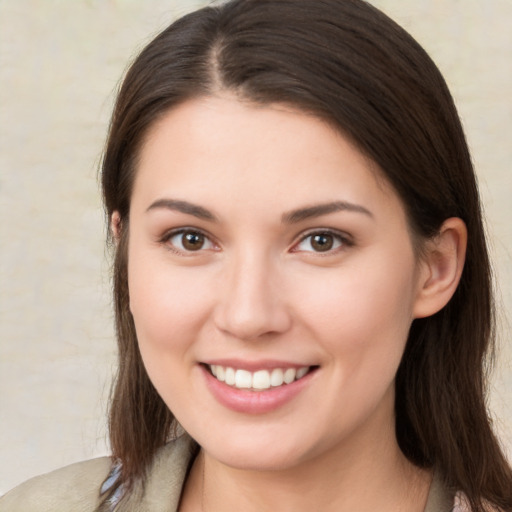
[1,0,511,494]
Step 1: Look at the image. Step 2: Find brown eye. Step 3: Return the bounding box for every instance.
[182,231,205,250]
[294,231,346,253]
[310,234,334,252]
[168,230,214,252]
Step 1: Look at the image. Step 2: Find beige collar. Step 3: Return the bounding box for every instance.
[424,471,455,512]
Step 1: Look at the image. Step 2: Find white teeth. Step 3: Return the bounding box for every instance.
[216,365,225,382]
[270,368,284,387]
[296,366,308,379]
[225,367,236,385]
[235,369,252,389]
[283,368,296,384]
[209,365,310,391]
[252,370,270,390]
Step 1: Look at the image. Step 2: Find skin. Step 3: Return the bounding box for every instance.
[121,95,466,512]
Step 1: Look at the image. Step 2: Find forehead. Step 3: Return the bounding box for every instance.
[132,96,404,224]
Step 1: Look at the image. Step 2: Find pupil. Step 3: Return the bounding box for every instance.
[183,232,204,251]
[312,234,333,252]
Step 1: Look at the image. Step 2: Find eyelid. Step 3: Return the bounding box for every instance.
[159,227,219,254]
[291,228,353,254]
[158,226,352,255]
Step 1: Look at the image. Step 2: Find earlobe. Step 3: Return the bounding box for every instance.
[413,217,467,319]
[111,211,122,242]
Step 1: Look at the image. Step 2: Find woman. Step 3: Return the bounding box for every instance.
[2,0,511,510]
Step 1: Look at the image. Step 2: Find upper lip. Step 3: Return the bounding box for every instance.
[201,359,317,372]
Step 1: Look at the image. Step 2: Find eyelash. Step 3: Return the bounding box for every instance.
[292,229,353,255]
[159,228,218,255]
[159,228,353,255]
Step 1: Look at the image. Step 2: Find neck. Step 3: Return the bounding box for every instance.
[180,395,431,512]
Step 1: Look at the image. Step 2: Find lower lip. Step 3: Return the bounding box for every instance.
[201,365,316,414]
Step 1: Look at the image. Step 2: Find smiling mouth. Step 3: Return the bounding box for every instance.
[205,364,316,391]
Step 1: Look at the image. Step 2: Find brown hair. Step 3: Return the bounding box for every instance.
[100,0,512,510]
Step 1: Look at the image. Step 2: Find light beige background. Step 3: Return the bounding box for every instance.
[0,0,510,494]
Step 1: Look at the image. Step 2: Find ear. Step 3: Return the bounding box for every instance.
[413,217,467,319]
[110,211,122,242]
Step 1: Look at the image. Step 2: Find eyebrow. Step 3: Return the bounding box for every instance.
[146,198,373,224]
[146,199,217,221]
[282,201,373,223]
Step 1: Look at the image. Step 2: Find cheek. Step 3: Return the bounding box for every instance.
[126,252,217,410]
[294,250,417,373]
[127,251,214,355]
[292,256,417,432]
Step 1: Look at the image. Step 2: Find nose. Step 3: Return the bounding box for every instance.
[213,250,292,341]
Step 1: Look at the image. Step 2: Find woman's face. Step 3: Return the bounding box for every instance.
[127,96,427,471]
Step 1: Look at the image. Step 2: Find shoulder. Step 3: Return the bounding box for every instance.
[116,434,198,511]
[0,456,112,512]
[0,435,198,512]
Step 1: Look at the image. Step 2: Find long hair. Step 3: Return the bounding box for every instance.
[100,0,512,509]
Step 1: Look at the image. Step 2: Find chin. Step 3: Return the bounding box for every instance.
[190,425,323,472]
[213,445,306,472]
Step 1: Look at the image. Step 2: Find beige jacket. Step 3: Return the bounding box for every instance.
[0,435,455,511]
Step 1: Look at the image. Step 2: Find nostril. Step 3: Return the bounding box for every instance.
[213,299,292,341]
[212,265,292,340]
